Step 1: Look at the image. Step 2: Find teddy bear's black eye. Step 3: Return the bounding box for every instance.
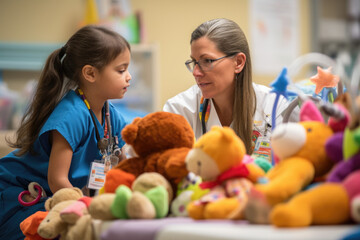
[47,219,50,222]
[307,128,312,133]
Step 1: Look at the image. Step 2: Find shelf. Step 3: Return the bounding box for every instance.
[0,41,160,113]
[0,42,158,72]
[0,42,63,71]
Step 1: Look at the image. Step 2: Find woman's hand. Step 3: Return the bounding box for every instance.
[48,130,73,194]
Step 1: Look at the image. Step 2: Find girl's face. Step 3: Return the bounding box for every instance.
[190,37,237,99]
[97,49,132,100]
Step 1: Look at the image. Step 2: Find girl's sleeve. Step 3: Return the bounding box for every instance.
[38,108,89,155]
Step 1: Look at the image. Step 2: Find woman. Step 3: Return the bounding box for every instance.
[163,18,294,156]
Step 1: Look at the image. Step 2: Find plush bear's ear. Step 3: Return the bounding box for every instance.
[131,117,142,124]
[300,100,324,122]
[45,198,53,211]
[221,127,236,143]
[122,124,139,145]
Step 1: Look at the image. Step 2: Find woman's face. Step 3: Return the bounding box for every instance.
[190,37,237,99]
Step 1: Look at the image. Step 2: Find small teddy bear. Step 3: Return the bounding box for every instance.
[185,126,264,220]
[36,187,85,239]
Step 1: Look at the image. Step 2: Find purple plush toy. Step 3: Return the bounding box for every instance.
[326,128,360,182]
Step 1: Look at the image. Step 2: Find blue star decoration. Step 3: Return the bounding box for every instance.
[270,67,297,100]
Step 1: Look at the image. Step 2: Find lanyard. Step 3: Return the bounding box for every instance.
[200,97,272,138]
[199,96,210,134]
[77,88,112,155]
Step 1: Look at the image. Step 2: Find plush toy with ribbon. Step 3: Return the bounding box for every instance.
[185,126,265,220]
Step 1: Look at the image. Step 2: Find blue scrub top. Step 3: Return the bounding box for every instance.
[0,90,127,196]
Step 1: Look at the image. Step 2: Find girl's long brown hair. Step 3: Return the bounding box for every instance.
[191,18,256,154]
[8,25,130,156]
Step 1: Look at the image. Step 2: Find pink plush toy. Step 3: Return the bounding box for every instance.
[60,196,92,224]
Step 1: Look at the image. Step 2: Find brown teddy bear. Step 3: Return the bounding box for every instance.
[108,111,195,194]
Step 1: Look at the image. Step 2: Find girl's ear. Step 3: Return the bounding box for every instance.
[82,65,97,83]
[234,52,246,74]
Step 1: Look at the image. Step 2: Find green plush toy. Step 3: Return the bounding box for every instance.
[253,156,273,173]
[170,172,209,217]
[111,172,172,219]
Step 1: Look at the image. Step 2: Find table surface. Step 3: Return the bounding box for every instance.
[156,222,357,240]
[98,217,357,240]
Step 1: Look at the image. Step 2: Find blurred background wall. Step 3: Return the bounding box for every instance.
[0,0,358,116]
[1,0,358,156]
[0,0,312,109]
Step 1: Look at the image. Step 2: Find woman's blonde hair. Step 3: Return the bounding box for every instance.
[191,18,256,153]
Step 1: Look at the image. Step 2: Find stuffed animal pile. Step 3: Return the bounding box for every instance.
[269,94,360,227]
[242,92,360,229]
[20,111,196,239]
[19,85,360,239]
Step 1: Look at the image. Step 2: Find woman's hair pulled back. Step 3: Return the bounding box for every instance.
[191,18,256,153]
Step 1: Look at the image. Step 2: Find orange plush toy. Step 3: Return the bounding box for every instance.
[20,211,48,240]
[106,111,195,195]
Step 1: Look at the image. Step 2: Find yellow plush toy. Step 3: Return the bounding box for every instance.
[185,126,265,220]
[253,100,334,207]
[268,97,360,228]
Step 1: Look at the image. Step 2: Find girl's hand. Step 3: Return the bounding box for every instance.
[48,130,73,194]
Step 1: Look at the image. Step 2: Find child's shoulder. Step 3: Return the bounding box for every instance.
[55,90,85,110]
[48,90,89,121]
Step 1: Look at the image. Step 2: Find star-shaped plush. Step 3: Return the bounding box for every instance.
[310,66,340,94]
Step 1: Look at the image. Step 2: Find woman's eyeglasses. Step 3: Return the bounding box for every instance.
[185,53,237,73]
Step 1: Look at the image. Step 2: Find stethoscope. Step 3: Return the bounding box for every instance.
[76,88,121,157]
[201,98,210,135]
[92,101,121,157]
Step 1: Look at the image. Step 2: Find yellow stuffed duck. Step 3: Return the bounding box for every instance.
[185,126,265,220]
[253,100,335,207]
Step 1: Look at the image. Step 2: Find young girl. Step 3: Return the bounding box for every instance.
[0,25,131,239]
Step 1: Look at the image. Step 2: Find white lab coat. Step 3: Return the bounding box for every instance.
[163,83,294,140]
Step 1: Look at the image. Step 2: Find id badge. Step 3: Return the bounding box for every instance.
[87,161,106,190]
[252,136,272,162]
